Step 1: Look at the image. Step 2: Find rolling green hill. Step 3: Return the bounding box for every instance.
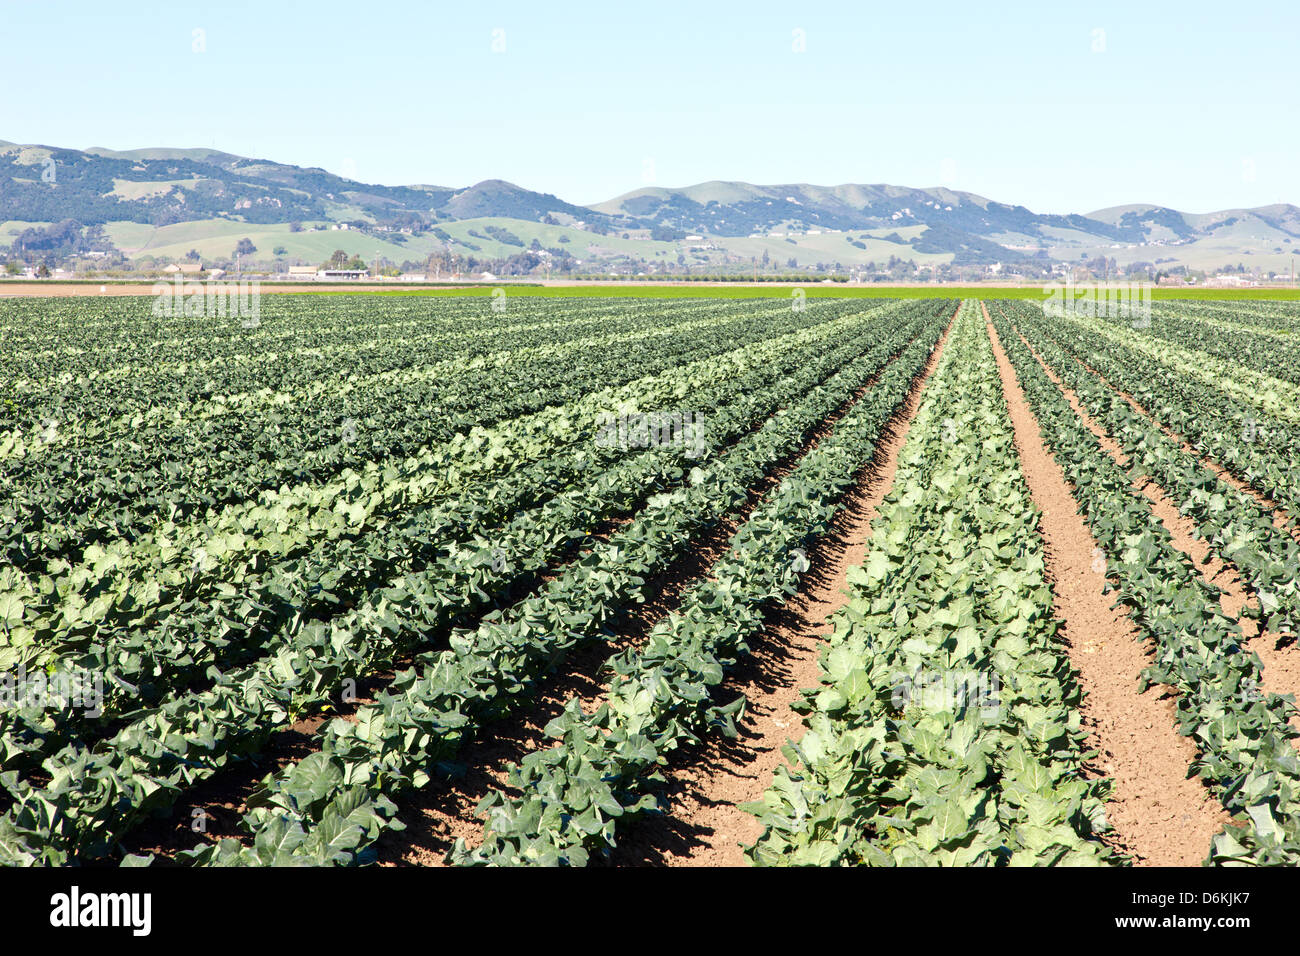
[4,138,1299,272]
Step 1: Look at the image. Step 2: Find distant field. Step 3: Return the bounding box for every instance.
[4,280,1300,300]
[100,216,685,266]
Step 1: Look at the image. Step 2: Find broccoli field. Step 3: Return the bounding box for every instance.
[2,291,1300,869]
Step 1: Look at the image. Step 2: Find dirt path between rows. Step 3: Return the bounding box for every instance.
[985,305,1229,865]
[1041,327,1300,544]
[603,305,959,867]
[1021,322,1300,735]
[375,320,941,865]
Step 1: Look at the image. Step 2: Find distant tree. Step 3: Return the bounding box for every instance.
[323,249,349,269]
[289,221,303,233]
[185,249,201,262]
[483,225,524,247]
[273,245,288,256]
[234,238,257,257]
[4,261,20,275]
[35,263,51,278]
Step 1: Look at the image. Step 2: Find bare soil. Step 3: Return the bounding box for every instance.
[1044,329,1300,736]
[985,308,1228,865]
[1008,309,1300,841]
[374,332,933,864]
[604,306,957,866]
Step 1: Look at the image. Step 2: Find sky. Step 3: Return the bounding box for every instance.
[2,0,1297,214]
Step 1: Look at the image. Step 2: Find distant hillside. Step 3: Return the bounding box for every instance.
[440,179,603,224]
[0,140,633,234]
[594,180,1300,269]
[3,138,1299,271]
[596,181,1139,244]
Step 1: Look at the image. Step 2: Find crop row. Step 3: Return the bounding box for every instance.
[0,300,947,864]
[1,299,817,574]
[0,303,900,764]
[1,297,645,422]
[1039,308,1300,521]
[162,300,955,866]
[990,302,1300,865]
[0,301,878,680]
[746,301,1112,866]
[1013,304,1300,637]
[1144,306,1300,386]
[449,305,951,865]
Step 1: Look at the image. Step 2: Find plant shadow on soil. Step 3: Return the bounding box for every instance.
[602,407,924,867]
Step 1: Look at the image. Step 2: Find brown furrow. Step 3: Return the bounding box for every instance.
[1058,333,1300,544]
[1011,314,1300,737]
[984,305,1227,866]
[605,303,960,867]
[372,320,941,865]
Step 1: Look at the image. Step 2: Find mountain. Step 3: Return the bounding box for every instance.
[439,179,606,224]
[595,180,1300,260]
[0,140,634,232]
[3,139,1298,272]
[594,180,1300,270]
[593,181,1127,243]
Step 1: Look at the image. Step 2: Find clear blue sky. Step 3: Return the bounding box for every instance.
[3,0,1296,214]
